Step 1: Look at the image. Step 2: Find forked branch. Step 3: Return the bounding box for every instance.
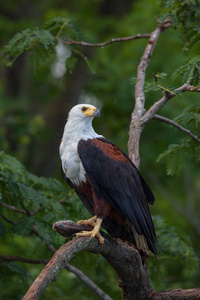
[128,17,200,167]
[128,18,172,167]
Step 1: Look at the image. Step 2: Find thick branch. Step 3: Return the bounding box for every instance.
[152,289,200,299]
[31,223,111,300]
[0,254,112,300]
[128,18,172,167]
[133,20,171,119]
[23,232,152,300]
[153,114,200,143]
[23,221,200,300]
[55,34,150,48]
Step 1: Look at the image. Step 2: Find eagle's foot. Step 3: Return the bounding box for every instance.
[76,217,104,244]
[77,215,97,227]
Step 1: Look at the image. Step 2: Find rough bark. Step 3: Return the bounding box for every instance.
[22,230,152,300]
[23,221,200,300]
[128,18,172,168]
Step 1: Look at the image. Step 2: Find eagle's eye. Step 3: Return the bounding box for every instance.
[81,106,88,112]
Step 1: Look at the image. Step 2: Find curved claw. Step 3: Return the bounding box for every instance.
[71,232,82,240]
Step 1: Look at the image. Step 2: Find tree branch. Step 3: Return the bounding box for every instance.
[0,255,48,264]
[55,33,151,48]
[128,18,172,168]
[23,221,200,300]
[65,263,113,300]
[140,83,199,126]
[31,223,111,300]
[153,114,200,143]
[22,231,151,300]
[0,201,27,214]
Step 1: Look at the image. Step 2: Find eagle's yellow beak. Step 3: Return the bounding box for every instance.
[85,107,100,117]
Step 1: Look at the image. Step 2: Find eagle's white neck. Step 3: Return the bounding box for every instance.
[59,114,102,185]
[61,115,102,146]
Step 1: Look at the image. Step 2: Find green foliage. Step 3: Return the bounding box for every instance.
[171,56,200,86]
[143,73,180,96]
[148,216,199,289]
[160,0,200,52]
[157,143,184,176]
[0,150,71,241]
[157,105,200,175]
[45,17,83,40]
[5,17,82,67]
[154,215,198,263]
[174,104,200,127]
[5,27,56,67]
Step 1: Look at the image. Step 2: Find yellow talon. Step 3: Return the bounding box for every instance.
[77,215,97,227]
[76,216,104,244]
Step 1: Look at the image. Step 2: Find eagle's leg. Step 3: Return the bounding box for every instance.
[77,215,97,227]
[76,216,104,244]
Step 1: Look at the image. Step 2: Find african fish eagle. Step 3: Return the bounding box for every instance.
[59,104,157,256]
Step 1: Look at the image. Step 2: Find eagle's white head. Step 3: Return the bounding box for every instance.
[61,104,102,148]
[68,104,100,121]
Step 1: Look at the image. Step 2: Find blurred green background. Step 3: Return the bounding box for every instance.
[0,0,199,299]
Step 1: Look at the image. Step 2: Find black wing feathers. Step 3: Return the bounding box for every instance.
[78,137,156,253]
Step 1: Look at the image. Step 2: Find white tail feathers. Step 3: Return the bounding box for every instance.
[125,219,149,252]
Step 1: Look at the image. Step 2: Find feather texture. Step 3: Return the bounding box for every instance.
[77,138,156,255]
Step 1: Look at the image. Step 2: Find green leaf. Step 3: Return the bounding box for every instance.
[157,143,184,175]
[15,217,34,237]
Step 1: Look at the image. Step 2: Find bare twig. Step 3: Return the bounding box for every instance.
[0,201,27,214]
[140,83,200,126]
[55,34,151,48]
[0,201,44,216]
[65,263,113,300]
[153,114,200,143]
[0,255,48,265]
[1,214,15,224]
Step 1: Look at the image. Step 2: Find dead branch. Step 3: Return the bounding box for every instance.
[0,254,112,300]
[128,18,172,168]
[153,114,200,143]
[128,18,200,169]
[53,220,92,237]
[22,231,152,300]
[151,289,200,299]
[55,33,150,48]
[23,221,200,300]
[31,223,111,300]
